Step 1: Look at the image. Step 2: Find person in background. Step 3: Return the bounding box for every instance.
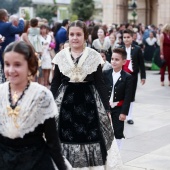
[55,19,69,52]
[0,8,24,82]
[159,23,170,86]
[28,18,42,54]
[103,48,132,150]
[121,29,146,125]
[109,32,119,51]
[9,15,20,41]
[0,41,68,170]
[143,31,158,70]
[51,20,122,169]
[92,26,112,62]
[0,34,5,83]
[100,51,112,71]
[20,20,30,44]
[40,24,53,87]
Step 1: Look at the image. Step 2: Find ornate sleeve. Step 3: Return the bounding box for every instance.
[94,64,110,111]
[50,64,62,98]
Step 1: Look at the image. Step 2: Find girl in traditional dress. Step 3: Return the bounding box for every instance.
[0,41,69,170]
[143,31,158,69]
[51,20,122,170]
[92,26,112,62]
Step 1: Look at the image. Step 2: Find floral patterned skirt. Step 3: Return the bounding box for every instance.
[55,82,122,169]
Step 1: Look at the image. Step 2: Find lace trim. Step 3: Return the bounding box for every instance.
[55,84,117,168]
[52,47,102,82]
[61,140,122,169]
[146,37,157,46]
[0,82,58,139]
[92,38,110,50]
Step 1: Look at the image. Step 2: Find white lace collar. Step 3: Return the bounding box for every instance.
[0,82,58,139]
[92,38,110,50]
[146,37,157,46]
[52,47,102,82]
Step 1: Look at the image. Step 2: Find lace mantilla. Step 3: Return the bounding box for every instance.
[52,47,102,82]
[0,82,58,139]
[146,37,157,46]
[92,38,111,51]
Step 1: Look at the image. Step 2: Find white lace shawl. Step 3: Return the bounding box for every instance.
[92,38,111,50]
[146,37,157,46]
[52,47,103,82]
[0,82,58,139]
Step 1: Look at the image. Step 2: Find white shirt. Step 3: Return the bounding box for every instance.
[109,70,121,108]
[125,46,133,72]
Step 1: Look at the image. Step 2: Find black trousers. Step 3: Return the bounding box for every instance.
[110,106,125,139]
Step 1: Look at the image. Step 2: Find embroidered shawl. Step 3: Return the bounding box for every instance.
[52,47,103,82]
[0,82,58,139]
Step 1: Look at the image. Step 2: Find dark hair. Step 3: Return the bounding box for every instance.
[112,48,127,60]
[98,26,107,36]
[67,20,88,40]
[62,19,69,27]
[52,22,62,36]
[91,25,100,42]
[123,29,134,37]
[30,18,38,27]
[4,41,38,76]
[40,24,47,29]
[0,9,8,20]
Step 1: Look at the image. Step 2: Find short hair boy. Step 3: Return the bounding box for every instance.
[103,48,133,149]
[121,29,146,124]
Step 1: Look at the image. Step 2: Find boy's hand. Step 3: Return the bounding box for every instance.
[119,114,126,121]
[141,79,145,85]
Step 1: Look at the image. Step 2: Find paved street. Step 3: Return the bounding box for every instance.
[121,70,170,170]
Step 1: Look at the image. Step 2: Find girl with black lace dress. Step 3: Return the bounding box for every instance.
[51,20,122,170]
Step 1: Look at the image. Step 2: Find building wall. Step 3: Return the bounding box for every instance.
[157,0,170,25]
[102,0,170,26]
[102,0,128,25]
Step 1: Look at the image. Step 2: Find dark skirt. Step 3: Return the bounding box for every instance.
[59,82,100,143]
[56,82,115,168]
[0,135,56,170]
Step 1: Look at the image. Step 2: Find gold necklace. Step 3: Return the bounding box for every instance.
[12,91,19,103]
[7,82,30,128]
[7,106,20,128]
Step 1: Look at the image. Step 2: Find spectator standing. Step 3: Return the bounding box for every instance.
[55,19,69,52]
[28,18,42,54]
[160,23,170,86]
[92,26,112,62]
[40,25,53,87]
[0,9,24,77]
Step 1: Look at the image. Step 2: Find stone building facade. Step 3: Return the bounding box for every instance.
[102,0,170,26]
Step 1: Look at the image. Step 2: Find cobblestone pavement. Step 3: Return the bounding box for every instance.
[121,71,170,170]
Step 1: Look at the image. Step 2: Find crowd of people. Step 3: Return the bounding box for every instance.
[0,7,170,170]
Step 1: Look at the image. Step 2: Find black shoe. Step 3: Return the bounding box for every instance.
[127,120,134,124]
